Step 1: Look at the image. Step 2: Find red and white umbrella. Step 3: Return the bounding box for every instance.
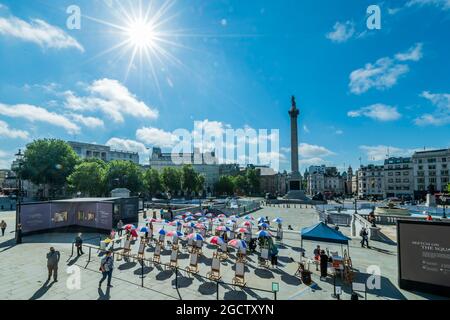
[241,221,253,227]
[194,223,206,230]
[205,213,214,218]
[228,239,247,249]
[216,226,230,232]
[167,231,184,238]
[217,214,226,219]
[208,236,225,246]
[187,233,204,241]
[124,224,136,230]
[235,227,249,234]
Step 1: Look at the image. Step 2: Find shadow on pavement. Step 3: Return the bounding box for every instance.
[97,287,111,300]
[29,280,54,300]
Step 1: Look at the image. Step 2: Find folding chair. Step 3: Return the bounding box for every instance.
[259,248,270,268]
[187,252,199,274]
[206,257,222,281]
[169,249,178,269]
[152,243,161,265]
[232,262,246,287]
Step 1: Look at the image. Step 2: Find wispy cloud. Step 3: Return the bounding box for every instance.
[326,21,355,43]
[136,127,179,148]
[0,13,84,52]
[0,103,80,134]
[64,79,159,123]
[406,0,450,10]
[106,137,149,155]
[359,145,425,161]
[70,114,105,128]
[0,120,29,139]
[298,143,336,158]
[414,91,450,126]
[395,43,424,62]
[348,104,402,122]
[349,44,423,94]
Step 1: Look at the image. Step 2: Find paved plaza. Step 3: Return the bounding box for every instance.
[0,205,446,300]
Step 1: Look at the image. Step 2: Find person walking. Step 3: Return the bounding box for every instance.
[0,220,6,236]
[117,220,124,237]
[360,227,369,248]
[75,233,84,256]
[99,250,114,288]
[46,247,60,282]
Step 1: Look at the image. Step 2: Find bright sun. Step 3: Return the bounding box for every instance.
[126,20,156,49]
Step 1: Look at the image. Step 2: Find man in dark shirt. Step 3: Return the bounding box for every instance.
[46,247,60,282]
[75,233,84,256]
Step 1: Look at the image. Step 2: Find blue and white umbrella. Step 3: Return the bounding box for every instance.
[258,222,269,229]
[272,217,283,224]
[158,228,167,236]
[257,217,266,224]
[140,226,149,233]
[256,230,273,238]
[185,216,195,222]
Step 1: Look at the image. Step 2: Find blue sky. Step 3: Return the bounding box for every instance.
[0,0,449,172]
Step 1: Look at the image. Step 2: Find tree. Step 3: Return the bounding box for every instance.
[181,165,198,197]
[233,175,248,195]
[104,160,143,195]
[161,167,182,195]
[143,168,162,199]
[67,159,107,197]
[21,139,79,198]
[447,183,450,194]
[246,168,261,195]
[215,176,235,196]
[196,174,205,195]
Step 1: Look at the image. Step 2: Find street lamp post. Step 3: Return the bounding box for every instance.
[442,195,447,219]
[15,149,24,244]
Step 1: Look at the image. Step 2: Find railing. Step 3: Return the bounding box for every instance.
[76,243,277,300]
[67,236,102,261]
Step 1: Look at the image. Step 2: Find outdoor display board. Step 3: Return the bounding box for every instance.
[21,201,114,234]
[397,220,450,297]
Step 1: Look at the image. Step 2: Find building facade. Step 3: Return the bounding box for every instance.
[68,141,140,164]
[412,149,450,198]
[384,157,414,199]
[357,165,384,199]
[307,166,345,197]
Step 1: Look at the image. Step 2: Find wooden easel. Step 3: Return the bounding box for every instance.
[187,252,199,274]
[152,243,161,265]
[122,239,132,261]
[259,248,270,268]
[169,249,178,269]
[232,262,246,287]
[206,257,221,281]
[134,240,146,261]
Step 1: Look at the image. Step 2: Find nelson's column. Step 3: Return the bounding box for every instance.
[285,96,309,201]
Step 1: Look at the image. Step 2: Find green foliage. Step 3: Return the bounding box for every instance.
[143,168,162,197]
[21,139,79,189]
[161,166,182,194]
[245,168,261,195]
[67,159,107,197]
[215,175,235,196]
[104,160,143,194]
[181,165,205,195]
[232,175,248,194]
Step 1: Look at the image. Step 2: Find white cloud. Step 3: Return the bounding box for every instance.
[136,127,179,148]
[326,21,355,43]
[299,158,329,167]
[0,15,84,52]
[348,104,402,121]
[349,57,409,94]
[0,120,29,139]
[303,125,310,133]
[0,103,80,134]
[406,0,450,10]
[414,91,450,126]
[395,43,424,61]
[335,129,344,135]
[64,78,159,123]
[359,145,423,161]
[106,138,149,155]
[70,114,104,128]
[298,143,335,158]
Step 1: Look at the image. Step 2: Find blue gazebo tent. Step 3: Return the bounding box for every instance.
[300,222,351,255]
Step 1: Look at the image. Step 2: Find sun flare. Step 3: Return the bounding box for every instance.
[126,19,157,49]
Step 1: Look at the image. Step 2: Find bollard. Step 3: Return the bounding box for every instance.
[216,281,220,300]
[88,247,92,264]
[175,267,178,289]
[274,291,277,300]
[141,259,144,287]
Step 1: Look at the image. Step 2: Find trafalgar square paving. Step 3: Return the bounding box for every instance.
[0,204,446,301]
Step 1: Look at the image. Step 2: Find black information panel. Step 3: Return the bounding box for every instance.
[397,220,450,297]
